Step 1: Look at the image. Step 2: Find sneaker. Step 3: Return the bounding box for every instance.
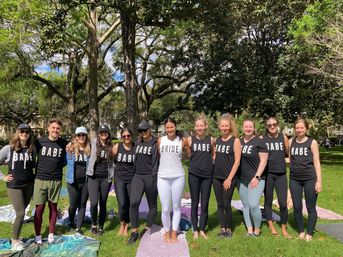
[224,231,233,239]
[98,228,104,235]
[139,227,149,238]
[218,231,226,237]
[35,235,42,245]
[11,240,24,251]
[127,232,139,245]
[68,223,76,232]
[48,233,55,244]
[90,227,98,235]
[75,228,83,235]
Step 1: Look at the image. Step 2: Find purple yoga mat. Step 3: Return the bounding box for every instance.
[135,225,190,257]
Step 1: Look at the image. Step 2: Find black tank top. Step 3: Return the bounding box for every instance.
[239,136,268,186]
[290,137,316,181]
[189,135,213,178]
[134,137,158,176]
[94,147,109,178]
[115,143,135,182]
[7,148,35,189]
[262,133,286,174]
[214,136,236,180]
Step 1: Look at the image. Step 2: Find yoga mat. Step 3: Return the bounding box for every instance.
[302,201,343,220]
[0,204,31,224]
[317,223,343,243]
[136,225,190,257]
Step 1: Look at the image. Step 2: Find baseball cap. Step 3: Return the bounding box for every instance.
[17,123,31,131]
[138,120,150,131]
[98,124,110,133]
[75,126,87,135]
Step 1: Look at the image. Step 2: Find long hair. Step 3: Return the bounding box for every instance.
[96,133,113,159]
[293,117,310,130]
[164,117,183,138]
[67,135,91,157]
[10,130,34,153]
[218,113,238,138]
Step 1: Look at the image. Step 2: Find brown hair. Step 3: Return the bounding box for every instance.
[242,118,256,135]
[293,117,310,130]
[10,130,34,153]
[265,116,279,126]
[49,119,62,127]
[67,135,91,157]
[218,113,238,137]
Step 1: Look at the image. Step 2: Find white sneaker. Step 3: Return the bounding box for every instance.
[48,233,55,244]
[11,240,24,251]
[35,235,42,245]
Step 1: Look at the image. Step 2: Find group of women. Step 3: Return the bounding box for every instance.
[0,114,322,251]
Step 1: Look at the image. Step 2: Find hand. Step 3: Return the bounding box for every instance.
[315,181,322,193]
[3,174,13,182]
[249,177,259,188]
[223,178,232,191]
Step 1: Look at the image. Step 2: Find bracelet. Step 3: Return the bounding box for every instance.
[255,175,261,181]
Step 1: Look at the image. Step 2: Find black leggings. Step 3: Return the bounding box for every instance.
[67,181,89,228]
[129,174,158,229]
[290,178,317,236]
[213,177,237,230]
[189,173,212,231]
[115,177,131,223]
[88,176,111,228]
[264,173,288,224]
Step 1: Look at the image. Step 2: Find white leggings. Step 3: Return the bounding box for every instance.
[157,176,185,232]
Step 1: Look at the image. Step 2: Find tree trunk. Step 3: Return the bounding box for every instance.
[121,10,139,135]
[88,7,99,136]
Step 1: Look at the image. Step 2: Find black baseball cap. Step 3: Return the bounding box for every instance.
[138,120,150,131]
[17,123,31,131]
[98,125,110,134]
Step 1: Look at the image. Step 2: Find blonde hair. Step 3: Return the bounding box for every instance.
[195,113,208,127]
[68,135,91,157]
[218,113,238,138]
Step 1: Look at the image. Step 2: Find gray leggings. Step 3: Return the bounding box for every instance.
[238,180,265,229]
[7,184,33,239]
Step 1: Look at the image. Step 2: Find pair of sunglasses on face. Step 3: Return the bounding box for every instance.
[76,134,87,137]
[122,134,131,139]
[19,130,30,134]
[138,129,148,133]
[267,123,278,128]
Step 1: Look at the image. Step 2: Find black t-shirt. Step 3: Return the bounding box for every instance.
[213,136,236,180]
[7,148,35,188]
[189,135,213,178]
[262,133,287,174]
[74,150,87,183]
[35,137,67,181]
[94,147,109,178]
[115,143,135,182]
[290,137,316,181]
[134,137,158,176]
[239,136,268,186]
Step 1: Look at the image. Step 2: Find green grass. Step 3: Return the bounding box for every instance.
[0,149,342,256]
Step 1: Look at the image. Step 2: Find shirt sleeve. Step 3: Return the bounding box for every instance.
[0,145,11,164]
[258,138,269,153]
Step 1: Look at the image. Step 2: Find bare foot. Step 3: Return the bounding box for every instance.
[282,231,291,239]
[199,231,208,240]
[267,221,279,236]
[193,231,199,240]
[298,232,305,240]
[305,234,312,242]
[123,223,129,236]
[171,230,179,243]
[118,223,125,236]
[163,231,171,243]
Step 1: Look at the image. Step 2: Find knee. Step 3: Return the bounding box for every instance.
[161,206,171,215]
[16,209,25,220]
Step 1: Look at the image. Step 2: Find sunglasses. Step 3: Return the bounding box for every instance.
[138,129,148,133]
[19,130,30,134]
[76,134,87,137]
[267,123,278,128]
[122,135,131,139]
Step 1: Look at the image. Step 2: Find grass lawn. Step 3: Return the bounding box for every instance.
[0,147,342,256]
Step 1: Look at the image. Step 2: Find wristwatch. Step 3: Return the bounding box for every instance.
[255,175,261,181]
